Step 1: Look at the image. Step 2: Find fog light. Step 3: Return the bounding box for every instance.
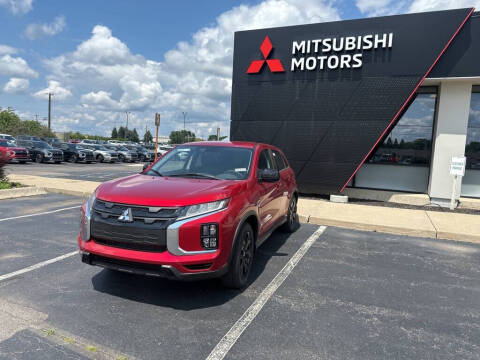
[201,223,218,250]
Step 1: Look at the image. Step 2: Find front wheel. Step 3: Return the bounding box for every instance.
[70,154,78,163]
[281,195,298,233]
[222,222,254,289]
[97,154,104,163]
[35,154,43,163]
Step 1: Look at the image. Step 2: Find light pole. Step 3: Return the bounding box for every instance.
[125,111,131,130]
[47,93,53,131]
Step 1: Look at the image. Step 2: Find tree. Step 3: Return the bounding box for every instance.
[169,130,195,144]
[144,130,153,144]
[207,134,227,141]
[0,108,55,138]
[118,126,126,139]
[132,128,140,143]
[111,127,118,139]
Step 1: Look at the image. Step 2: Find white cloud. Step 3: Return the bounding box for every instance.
[409,0,480,13]
[0,0,33,14]
[24,15,66,40]
[0,54,37,78]
[3,77,29,93]
[39,0,339,137]
[33,80,72,100]
[357,0,478,16]
[0,44,17,55]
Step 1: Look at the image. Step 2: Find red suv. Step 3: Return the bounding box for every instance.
[79,142,298,288]
[0,139,29,164]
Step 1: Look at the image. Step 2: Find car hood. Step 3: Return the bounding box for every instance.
[96,174,246,207]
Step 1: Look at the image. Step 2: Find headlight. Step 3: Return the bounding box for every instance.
[80,152,86,157]
[80,191,96,241]
[8,150,15,156]
[177,198,229,221]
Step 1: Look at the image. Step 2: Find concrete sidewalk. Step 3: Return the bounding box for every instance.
[7,174,480,244]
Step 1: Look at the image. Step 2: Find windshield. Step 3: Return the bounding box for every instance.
[94,145,108,151]
[147,145,253,180]
[34,141,52,149]
[0,140,9,147]
[117,146,128,151]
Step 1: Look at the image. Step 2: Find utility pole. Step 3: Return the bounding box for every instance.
[182,111,187,143]
[47,93,53,131]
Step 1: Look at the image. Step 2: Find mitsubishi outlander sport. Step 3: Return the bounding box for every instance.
[79,142,298,288]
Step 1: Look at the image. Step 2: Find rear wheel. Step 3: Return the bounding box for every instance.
[281,195,298,233]
[222,222,254,289]
[35,154,43,163]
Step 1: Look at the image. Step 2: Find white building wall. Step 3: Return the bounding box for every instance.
[428,81,472,203]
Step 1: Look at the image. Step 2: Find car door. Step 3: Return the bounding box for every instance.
[271,149,290,217]
[255,148,278,236]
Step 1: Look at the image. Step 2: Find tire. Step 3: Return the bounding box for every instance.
[281,195,299,233]
[71,154,78,163]
[19,161,26,164]
[86,161,91,164]
[119,154,124,162]
[222,222,254,289]
[35,153,43,163]
[97,154,104,163]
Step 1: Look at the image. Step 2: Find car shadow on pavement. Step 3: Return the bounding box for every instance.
[90,229,294,310]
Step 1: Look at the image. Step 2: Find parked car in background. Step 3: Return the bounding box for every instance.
[59,142,95,163]
[0,134,16,142]
[81,144,118,163]
[124,145,151,162]
[0,139,29,163]
[157,144,173,157]
[16,135,41,141]
[105,144,137,162]
[79,141,298,289]
[17,140,63,163]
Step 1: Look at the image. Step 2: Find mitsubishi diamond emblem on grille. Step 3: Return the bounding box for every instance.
[118,208,133,222]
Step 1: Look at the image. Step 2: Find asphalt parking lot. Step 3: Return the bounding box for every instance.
[6,161,142,182]
[1,191,480,359]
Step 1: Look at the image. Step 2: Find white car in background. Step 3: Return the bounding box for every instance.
[157,144,173,156]
[0,134,16,142]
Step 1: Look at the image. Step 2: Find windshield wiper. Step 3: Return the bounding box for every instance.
[168,173,220,180]
[148,168,163,177]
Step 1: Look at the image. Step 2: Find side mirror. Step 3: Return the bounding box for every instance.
[142,162,152,172]
[258,168,280,182]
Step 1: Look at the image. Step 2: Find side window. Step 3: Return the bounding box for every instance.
[257,149,274,170]
[272,150,287,170]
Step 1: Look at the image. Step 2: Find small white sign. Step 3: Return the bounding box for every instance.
[450,156,466,177]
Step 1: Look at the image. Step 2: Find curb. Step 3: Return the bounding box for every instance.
[0,186,47,200]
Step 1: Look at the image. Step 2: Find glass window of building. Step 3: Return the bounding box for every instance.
[461,86,480,198]
[353,87,437,192]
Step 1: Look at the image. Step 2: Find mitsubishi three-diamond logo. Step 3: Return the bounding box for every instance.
[246,35,285,74]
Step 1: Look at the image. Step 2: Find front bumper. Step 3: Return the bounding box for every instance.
[78,206,235,279]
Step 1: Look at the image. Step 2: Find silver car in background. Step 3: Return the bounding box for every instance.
[82,144,118,163]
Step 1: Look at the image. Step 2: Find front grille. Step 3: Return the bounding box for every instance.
[15,150,27,155]
[85,154,94,160]
[90,199,181,252]
[85,254,175,278]
[52,152,63,160]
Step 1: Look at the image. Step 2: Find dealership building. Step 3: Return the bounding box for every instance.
[230,8,480,206]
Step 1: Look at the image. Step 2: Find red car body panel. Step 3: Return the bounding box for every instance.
[78,141,297,279]
[0,145,29,162]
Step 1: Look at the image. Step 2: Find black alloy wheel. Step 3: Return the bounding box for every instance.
[97,154,104,163]
[119,154,124,162]
[71,154,78,163]
[222,222,254,289]
[35,153,43,163]
[281,195,298,233]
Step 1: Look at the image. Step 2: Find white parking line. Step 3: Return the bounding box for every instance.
[206,225,327,360]
[0,206,80,223]
[0,251,78,282]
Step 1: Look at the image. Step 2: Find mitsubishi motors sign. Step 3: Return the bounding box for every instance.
[290,33,394,71]
[247,33,394,73]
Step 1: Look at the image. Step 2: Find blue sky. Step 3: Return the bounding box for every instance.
[0,0,475,139]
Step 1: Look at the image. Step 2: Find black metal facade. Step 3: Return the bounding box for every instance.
[230,8,474,194]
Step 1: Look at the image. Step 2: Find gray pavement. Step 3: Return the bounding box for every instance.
[1,194,480,359]
[7,161,142,182]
